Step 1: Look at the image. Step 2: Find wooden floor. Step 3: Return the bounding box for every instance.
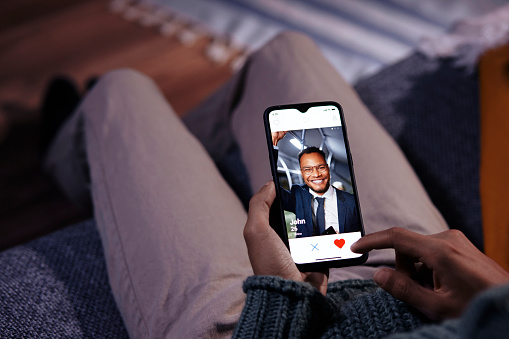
[0,0,233,250]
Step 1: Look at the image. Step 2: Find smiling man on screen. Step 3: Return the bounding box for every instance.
[273,131,360,238]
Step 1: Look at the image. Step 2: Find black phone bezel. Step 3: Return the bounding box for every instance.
[263,101,368,271]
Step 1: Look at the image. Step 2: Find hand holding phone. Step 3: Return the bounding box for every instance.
[264,101,368,271]
[244,181,329,295]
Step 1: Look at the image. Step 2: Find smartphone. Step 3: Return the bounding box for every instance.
[264,101,368,271]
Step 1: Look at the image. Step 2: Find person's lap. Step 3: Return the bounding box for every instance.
[227,31,448,280]
[46,70,252,338]
[45,31,448,338]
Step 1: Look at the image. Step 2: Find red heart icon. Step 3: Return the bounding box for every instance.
[334,239,345,249]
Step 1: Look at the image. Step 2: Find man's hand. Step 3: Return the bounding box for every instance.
[271,131,287,146]
[244,181,328,295]
[351,227,509,321]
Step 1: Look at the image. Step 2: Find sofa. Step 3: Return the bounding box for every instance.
[0,51,481,337]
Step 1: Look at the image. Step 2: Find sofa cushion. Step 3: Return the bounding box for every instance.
[354,53,482,249]
[0,219,128,338]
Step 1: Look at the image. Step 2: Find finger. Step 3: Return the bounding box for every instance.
[252,180,276,207]
[395,252,416,277]
[244,182,300,279]
[374,268,440,320]
[351,227,431,260]
[414,263,434,290]
[245,181,276,234]
[302,271,329,296]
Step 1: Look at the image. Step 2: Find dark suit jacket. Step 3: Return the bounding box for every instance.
[281,184,359,237]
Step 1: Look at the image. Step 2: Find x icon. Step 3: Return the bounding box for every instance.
[311,243,319,251]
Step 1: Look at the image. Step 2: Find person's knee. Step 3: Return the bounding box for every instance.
[93,68,154,95]
[270,31,315,49]
[79,68,159,126]
[248,31,320,70]
[259,31,317,55]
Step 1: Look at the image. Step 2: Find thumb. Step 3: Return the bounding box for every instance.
[245,181,276,235]
[374,268,439,320]
[244,181,281,264]
[244,182,298,278]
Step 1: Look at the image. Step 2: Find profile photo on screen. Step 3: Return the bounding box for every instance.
[271,127,361,240]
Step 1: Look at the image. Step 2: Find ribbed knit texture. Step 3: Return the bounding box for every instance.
[235,276,509,339]
[234,276,423,339]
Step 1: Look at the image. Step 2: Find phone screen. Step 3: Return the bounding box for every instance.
[265,102,367,269]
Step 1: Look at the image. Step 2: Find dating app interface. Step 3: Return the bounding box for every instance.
[269,105,363,264]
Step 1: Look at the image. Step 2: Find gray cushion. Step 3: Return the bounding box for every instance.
[354,53,482,249]
[0,219,128,338]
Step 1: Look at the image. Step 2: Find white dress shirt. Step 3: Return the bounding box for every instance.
[309,185,340,233]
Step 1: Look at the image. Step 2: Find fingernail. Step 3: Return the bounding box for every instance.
[373,269,390,286]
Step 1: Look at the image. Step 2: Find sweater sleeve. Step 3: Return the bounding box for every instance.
[233,277,424,339]
[232,275,333,339]
[233,276,509,339]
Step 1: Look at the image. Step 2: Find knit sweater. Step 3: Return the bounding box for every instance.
[233,276,509,338]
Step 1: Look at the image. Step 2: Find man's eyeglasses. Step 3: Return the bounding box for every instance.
[300,164,328,175]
